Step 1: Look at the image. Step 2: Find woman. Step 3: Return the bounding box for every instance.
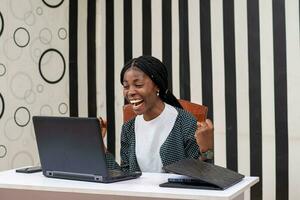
[102,55,213,173]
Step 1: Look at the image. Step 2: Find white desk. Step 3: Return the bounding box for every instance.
[0,169,258,200]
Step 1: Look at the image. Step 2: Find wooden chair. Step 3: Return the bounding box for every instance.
[123,99,208,122]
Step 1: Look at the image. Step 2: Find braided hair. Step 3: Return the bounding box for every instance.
[120,55,183,109]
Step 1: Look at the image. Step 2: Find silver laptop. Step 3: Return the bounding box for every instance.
[32,116,142,183]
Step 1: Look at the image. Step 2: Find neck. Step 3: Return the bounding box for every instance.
[143,100,165,121]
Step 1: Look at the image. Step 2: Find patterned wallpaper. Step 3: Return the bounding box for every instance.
[0,0,69,171]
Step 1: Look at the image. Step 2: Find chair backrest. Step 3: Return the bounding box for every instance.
[123,99,208,122]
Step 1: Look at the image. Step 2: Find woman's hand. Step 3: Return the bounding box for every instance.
[194,119,214,152]
[98,117,108,152]
[98,117,107,138]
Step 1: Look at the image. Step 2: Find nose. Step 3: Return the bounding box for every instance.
[126,86,136,97]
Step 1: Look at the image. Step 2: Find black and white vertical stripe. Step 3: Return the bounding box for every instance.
[69,0,300,199]
[69,0,78,117]
[272,1,289,200]
[162,0,173,91]
[87,0,97,117]
[105,0,116,155]
[200,0,214,121]
[223,0,238,172]
[179,0,190,100]
[247,0,263,199]
[124,0,132,63]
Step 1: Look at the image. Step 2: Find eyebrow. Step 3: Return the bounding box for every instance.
[123,77,145,83]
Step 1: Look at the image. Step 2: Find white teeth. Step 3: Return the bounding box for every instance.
[130,99,143,104]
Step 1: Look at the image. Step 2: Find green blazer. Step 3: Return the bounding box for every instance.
[105,107,200,172]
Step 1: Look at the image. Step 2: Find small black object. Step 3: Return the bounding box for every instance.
[160,158,245,190]
[16,166,42,173]
[168,177,207,184]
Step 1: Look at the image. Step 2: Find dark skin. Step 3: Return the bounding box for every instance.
[122,67,164,121]
[195,119,214,153]
[100,67,214,153]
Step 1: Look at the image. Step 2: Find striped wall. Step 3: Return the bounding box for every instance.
[73,0,300,200]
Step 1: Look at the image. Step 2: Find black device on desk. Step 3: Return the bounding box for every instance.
[16,166,42,173]
[32,116,142,183]
[160,158,244,190]
[167,176,221,190]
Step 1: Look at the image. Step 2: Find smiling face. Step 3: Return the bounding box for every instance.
[122,67,164,120]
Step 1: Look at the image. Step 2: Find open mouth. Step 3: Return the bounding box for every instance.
[130,99,144,107]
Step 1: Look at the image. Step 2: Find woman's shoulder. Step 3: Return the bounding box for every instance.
[122,117,135,130]
[174,106,197,121]
[172,106,197,137]
[121,118,136,140]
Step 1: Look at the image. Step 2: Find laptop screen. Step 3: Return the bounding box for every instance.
[33,116,109,177]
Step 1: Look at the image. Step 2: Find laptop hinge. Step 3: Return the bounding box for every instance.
[46,170,104,182]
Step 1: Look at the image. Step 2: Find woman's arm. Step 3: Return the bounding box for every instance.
[181,113,201,159]
[98,117,122,170]
[182,111,214,161]
[104,122,134,172]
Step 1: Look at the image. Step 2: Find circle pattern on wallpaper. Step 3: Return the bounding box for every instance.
[42,0,64,8]
[3,38,23,61]
[24,11,36,26]
[58,28,67,40]
[0,145,7,158]
[24,89,36,104]
[36,84,44,93]
[13,27,30,48]
[30,38,51,64]
[14,106,31,127]
[58,102,68,114]
[40,104,53,116]
[39,48,66,84]
[10,72,33,100]
[39,28,52,44]
[4,117,24,141]
[0,93,4,119]
[36,7,43,15]
[0,63,6,76]
[9,0,33,21]
[11,151,34,169]
[0,12,4,37]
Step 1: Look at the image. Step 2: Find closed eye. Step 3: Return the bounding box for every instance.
[135,84,144,88]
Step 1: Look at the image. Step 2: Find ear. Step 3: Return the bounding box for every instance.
[153,83,159,91]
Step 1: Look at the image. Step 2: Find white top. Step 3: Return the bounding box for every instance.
[135,103,178,172]
[0,169,259,200]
